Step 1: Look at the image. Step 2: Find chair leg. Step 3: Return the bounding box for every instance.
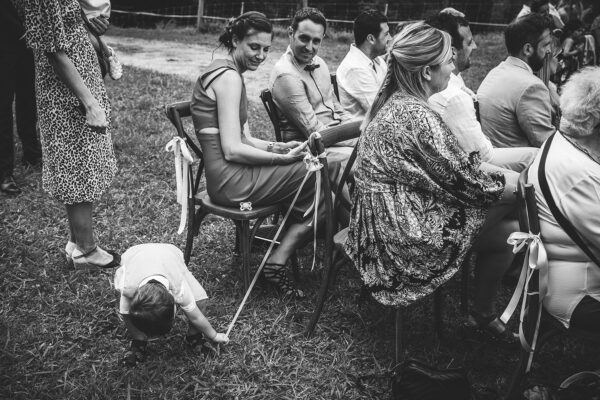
[461,256,471,316]
[238,220,252,290]
[184,206,207,264]
[505,347,529,400]
[395,308,404,366]
[504,324,560,399]
[433,288,444,339]
[305,248,343,338]
[234,221,241,254]
[291,252,300,282]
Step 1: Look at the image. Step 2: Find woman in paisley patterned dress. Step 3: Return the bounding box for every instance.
[16,0,119,269]
[345,22,519,342]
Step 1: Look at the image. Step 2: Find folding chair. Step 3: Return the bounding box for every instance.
[504,175,600,399]
[259,89,282,142]
[165,101,285,289]
[330,72,340,101]
[304,131,459,366]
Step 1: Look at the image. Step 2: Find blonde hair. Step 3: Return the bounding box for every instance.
[559,66,600,138]
[362,22,452,130]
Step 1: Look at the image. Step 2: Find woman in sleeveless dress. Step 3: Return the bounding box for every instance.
[190,12,343,298]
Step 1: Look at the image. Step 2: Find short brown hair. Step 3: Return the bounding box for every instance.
[129,281,175,336]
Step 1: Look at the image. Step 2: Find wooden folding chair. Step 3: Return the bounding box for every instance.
[504,177,600,399]
[330,72,340,101]
[165,101,285,289]
[259,89,282,142]
[304,131,458,366]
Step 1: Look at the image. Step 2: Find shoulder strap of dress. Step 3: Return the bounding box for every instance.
[537,133,600,267]
[200,66,235,91]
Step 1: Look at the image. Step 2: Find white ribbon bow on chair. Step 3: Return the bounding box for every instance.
[500,231,549,371]
[165,137,194,234]
[302,151,325,271]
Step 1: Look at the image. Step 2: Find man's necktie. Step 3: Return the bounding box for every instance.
[304,64,320,72]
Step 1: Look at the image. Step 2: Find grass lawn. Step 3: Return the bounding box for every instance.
[1,30,598,400]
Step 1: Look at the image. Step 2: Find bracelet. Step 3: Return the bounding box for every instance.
[269,153,275,165]
[267,141,274,153]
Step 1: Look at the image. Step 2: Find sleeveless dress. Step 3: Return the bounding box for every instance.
[18,0,116,204]
[191,59,341,222]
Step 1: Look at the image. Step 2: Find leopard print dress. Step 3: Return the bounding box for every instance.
[19,0,116,204]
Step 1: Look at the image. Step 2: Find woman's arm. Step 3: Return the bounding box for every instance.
[386,101,504,207]
[242,125,303,153]
[212,71,302,165]
[46,50,107,128]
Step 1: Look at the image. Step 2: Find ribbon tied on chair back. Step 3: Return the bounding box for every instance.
[165,136,194,234]
[501,231,549,371]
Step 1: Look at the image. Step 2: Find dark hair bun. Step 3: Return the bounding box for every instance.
[218,12,273,52]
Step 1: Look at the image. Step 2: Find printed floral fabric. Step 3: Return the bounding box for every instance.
[345,93,505,307]
[17,0,116,204]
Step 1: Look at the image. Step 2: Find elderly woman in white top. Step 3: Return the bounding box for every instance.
[528,66,600,332]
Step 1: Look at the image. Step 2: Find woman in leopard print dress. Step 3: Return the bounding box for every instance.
[17,0,119,268]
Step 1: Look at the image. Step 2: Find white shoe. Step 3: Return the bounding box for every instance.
[72,246,121,270]
[107,46,123,80]
[65,241,76,266]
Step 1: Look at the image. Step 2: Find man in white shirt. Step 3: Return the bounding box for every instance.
[428,12,537,174]
[336,10,390,119]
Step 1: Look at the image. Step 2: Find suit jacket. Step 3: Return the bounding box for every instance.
[477,56,555,148]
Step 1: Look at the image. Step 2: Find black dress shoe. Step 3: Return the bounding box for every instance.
[0,176,22,195]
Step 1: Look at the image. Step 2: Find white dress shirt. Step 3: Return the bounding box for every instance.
[336,44,387,119]
[429,72,494,162]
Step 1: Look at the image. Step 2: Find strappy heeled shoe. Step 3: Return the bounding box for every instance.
[260,262,305,299]
[65,241,76,266]
[464,312,518,347]
[72,246,121,270]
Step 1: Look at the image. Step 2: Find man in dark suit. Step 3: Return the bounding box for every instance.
[0,1,42,195]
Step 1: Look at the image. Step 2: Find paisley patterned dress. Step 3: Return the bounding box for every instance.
[18,0,116,204]
[345,93,505,307]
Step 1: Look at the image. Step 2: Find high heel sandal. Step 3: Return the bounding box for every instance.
[72,246,121,270]
[261,262,305,299]
[464,312,518,347]
[64,241,76,267]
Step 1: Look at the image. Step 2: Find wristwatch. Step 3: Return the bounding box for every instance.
[267,141,274,152]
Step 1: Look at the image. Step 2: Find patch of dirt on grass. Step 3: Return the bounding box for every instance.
[104,35,291,104]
